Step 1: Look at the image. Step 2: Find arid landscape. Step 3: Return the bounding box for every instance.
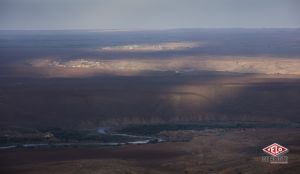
[1,128,300,174]
[0,29,300,173]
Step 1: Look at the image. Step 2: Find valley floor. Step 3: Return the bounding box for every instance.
[1,128,299,174]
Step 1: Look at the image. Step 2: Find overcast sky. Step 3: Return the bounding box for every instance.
[0,0,299,30]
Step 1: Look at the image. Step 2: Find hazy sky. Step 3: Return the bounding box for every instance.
[0,0,299,30]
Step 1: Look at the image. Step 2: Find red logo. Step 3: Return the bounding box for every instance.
[263,143,288,157]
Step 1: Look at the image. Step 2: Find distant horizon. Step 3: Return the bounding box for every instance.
[1,27,300,31]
